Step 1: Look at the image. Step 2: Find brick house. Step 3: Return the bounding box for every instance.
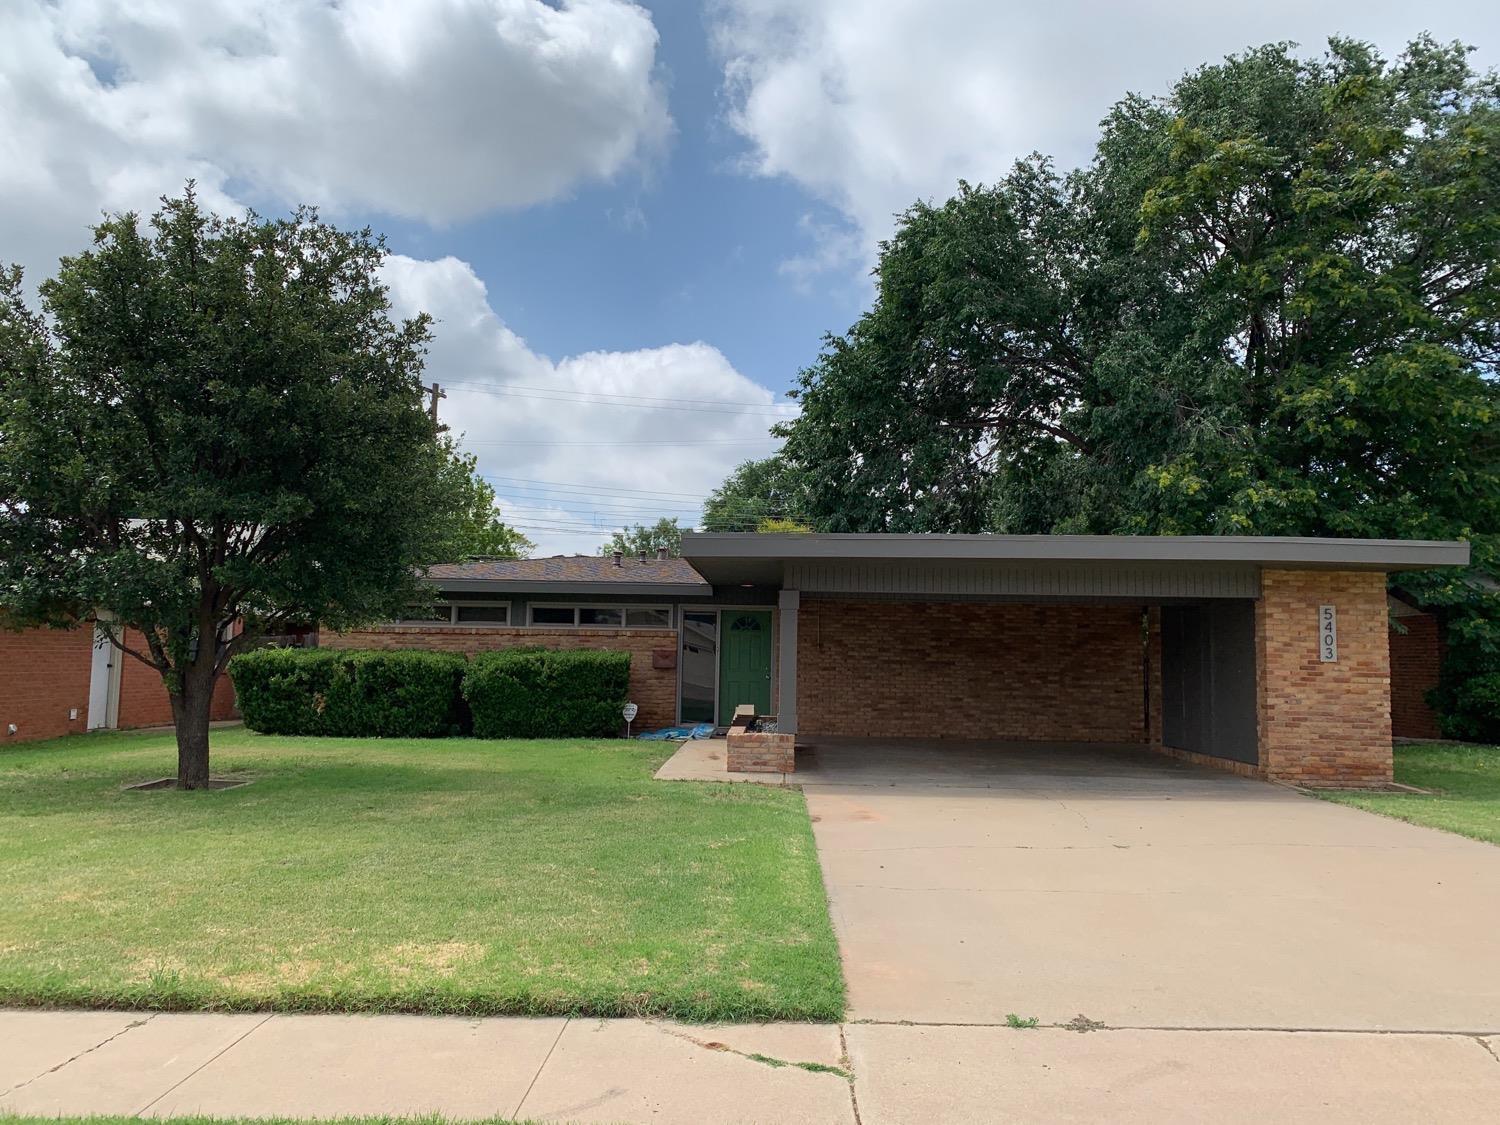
[327,533,1468,787]
[0,624,238,744]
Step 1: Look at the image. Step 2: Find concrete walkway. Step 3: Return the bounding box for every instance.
[796,738,1500,1030]
[4,1009,1499,1123]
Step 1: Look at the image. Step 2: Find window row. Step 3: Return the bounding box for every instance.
[395,603,672,629]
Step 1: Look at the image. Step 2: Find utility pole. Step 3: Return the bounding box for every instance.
[426,382,447,431]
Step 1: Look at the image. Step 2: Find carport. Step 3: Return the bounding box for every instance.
[678,533,1469,786]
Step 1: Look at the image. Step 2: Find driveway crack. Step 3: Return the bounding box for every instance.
[839,1023,863,1125]
[2,1013,156,1097]
[644,1021,850,1079]
[135,1012,274,1115]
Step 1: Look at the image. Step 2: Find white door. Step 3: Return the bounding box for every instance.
[87,624,121,730]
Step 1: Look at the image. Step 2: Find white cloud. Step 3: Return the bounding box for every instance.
[0,0,669,281]
[711,0,1500,280]
[380,255,792,556]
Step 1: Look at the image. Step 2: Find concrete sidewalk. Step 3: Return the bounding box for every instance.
[4,1009,1499,1123]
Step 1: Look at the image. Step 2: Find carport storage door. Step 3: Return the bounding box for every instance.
[1160,601,1258,765]
[719,611,772,722]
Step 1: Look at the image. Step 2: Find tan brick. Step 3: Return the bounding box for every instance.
[797,600,1148,742]
[1256,570,1392,786]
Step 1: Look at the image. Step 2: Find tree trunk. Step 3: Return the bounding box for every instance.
[172,668,217,790]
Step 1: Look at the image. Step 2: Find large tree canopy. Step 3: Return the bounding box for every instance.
[0,189,472,786]
[444,453,535,560]
[701,456,811,531]
[600,517,683,558]
[755,37,1500,736]
[775,37,1500,545]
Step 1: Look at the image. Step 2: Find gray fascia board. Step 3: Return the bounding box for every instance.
[679,533,1470,571]
[427,578,712,597]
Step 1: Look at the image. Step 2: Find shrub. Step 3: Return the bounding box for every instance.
[462,649,631,738]
[1438,670,1500,743]
[230,648,467,737]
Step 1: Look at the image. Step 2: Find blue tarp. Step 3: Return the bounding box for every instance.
[637,723,716,741]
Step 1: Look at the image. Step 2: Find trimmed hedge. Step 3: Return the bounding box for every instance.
[462,649,631,738]
[230,648,468,738]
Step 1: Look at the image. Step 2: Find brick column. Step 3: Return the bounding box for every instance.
[1255,569,1392,786]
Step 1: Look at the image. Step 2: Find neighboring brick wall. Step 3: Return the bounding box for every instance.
[321,626,679,731]
[114,628,240,730]
[1390,613,1444,740]
[0,626,93,744]
[1256,569,1392,785]
[797,600,1147,741]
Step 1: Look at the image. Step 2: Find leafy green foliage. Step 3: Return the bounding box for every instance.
[462,649,631,738]
[0,188,471,782]
[701,457,811,531]
[776,38,1499,544]
[230,648,468,738]
[600,517,682,557]
[442,452,534,560]
[1439,670,1500,743]
[760,37,1500,726]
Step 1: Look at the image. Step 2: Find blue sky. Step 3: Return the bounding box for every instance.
[384,1,857,392]
[4,0,1498,553]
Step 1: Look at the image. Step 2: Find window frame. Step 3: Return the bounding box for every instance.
[526,603,674,630]
[451,602,512,626]
[394,601,456,627]
[394,600,512,627]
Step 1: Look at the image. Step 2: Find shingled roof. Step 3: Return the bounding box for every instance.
[424,555,710,592]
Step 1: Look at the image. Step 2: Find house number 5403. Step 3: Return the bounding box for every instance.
[1318,605,1338,662]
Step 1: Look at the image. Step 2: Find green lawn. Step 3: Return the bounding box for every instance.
[1320,741,1500,845]
[0,728,843,1021]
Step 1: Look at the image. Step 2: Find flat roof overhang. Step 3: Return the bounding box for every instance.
[679,533,1471,588]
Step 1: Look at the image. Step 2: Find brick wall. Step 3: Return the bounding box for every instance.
[1256,569,1392,785]
[115,627,239,730]
[321,626,679,731]
[0,624,240,743]
[0,626,93,743]
[797,600,1147,741]
[1389,612,1444,740]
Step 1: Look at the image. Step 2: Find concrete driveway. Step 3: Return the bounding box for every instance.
[801,739,1500,1031]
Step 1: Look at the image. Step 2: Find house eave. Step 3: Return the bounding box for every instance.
[679,533,1471,587]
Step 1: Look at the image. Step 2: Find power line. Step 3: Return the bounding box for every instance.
[446,382,796,418]
[446,380,798,410]
[481,474,711,500]
[457,436,783,447]
[495,490,803,518]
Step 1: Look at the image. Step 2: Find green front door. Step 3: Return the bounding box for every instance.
[719,610,773,724]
